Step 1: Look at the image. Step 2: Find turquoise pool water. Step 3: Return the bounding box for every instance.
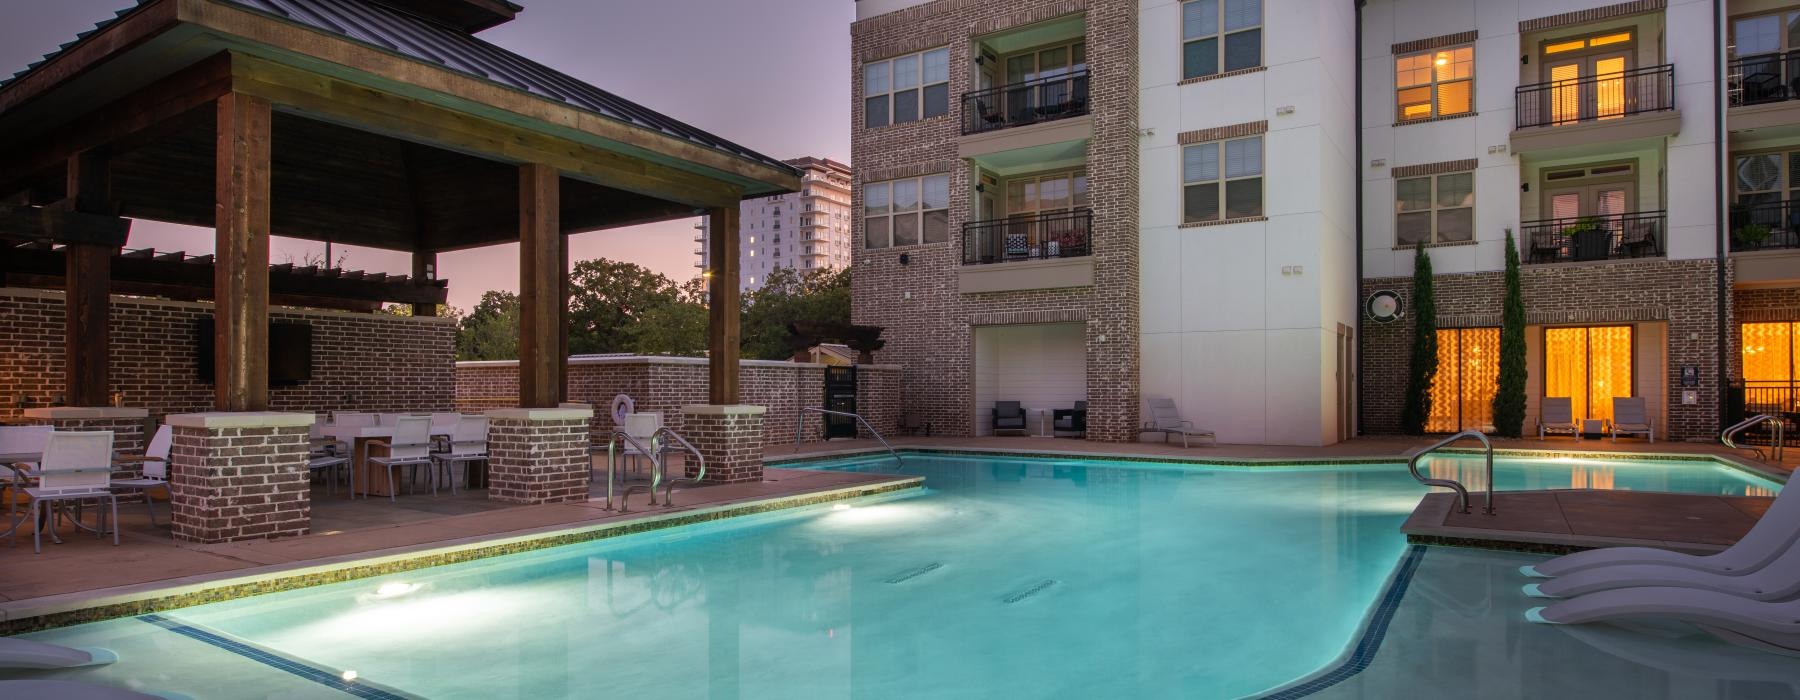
[11,454,1783,699]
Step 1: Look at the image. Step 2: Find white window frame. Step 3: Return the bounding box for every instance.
[1394,171,1475,246]
[864,174,951,249]
[1181,135,1264,223]
[1395,45,1474,122]
[863,47,951,128]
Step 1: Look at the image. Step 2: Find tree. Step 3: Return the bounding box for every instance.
[567,258,681,355]
[1492,230,1528,437]
[456,291,520,361]
[741,267,851,360]
[1399,243,1438,435]
[626,276,708,356]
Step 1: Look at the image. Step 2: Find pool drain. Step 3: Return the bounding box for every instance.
[1003,579,1058,604]
[885,562,942,583]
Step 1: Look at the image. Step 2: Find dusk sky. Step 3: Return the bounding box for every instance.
[0,0,852,311]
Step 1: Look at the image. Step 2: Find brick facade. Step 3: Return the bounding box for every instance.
[484,408,592,505]
[455,357,903,446]
[850,0,1141,441]
[166,413,312,543]
[678,405,767,483]
[0,288,455,423]
[1734,287,1800,324]
[1360,258,1729,440]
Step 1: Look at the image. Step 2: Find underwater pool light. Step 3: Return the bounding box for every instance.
[373,582,421,598]
[341,670,358,682]
[832,504,852,511]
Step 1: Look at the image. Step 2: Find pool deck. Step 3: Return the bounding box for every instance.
[0,465,918,633]
[1400,490,1774,555]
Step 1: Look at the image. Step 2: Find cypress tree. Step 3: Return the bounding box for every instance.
[1399,243,1438,435]
[1492,230,1528,437]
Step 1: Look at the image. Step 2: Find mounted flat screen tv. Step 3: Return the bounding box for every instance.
[195,318,313,386]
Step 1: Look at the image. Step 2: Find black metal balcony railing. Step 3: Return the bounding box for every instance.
[1514,64,1674,129]
[962,209,1093,265]
[1729,51,1800,107]
[1728,199,1800,252]
[961,69,1090,135]
[1519,211,1665,264]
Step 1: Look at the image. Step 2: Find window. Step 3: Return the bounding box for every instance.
[1395,171,1474,246]
[865,174,949,248]
[864,47,950,128]
[1734,149,1800,210]
[1182,0,1261,80]
[1544,326,1634,425]
[1182,135,1263,223]
[1396,46,1473,121]
[1428,327,1500,433]
[1742,323,1799,409]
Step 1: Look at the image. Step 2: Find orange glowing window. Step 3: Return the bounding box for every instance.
[1588,32,1632,47]
[1545,39,1588,54]
[1395,46,1473,121]
[1544,326,1635,424]
[1427,327,1500,433]
[1741,323,1798,415]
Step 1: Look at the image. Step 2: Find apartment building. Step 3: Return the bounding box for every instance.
[852,0,1800,445]
[698,156,854,292]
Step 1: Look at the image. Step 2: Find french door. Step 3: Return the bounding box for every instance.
[1548,52,1631,124]
[1544,182,1631,221]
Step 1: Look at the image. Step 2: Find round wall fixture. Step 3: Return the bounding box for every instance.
[1365,290,1404,323]
[609,394,636,423]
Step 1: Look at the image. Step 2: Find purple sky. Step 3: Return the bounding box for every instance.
[0,0,850,311]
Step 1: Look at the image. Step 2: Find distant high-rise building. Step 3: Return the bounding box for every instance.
[698,156,853,292]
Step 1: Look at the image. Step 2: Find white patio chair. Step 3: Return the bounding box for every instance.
[429,412,463,452]
[431,416,489,494]
[1522,481,1800,579]
[332,411,377,429]
[1,425,53,518]
[110,424,172,525]
[1139,398,1217,447]
[1538,397,1580,441]
[367,416,433,502]
[18,431,118,553]
[309,414,346,458]
[1609,396,1654,443]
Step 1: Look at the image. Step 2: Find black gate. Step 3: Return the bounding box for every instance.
[823,366,858,439]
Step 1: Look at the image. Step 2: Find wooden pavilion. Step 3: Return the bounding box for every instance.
[0,0,797,411]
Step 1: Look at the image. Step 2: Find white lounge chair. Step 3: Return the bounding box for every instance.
[1139,398,1216,447]
[1524,517,1800,601]
[431,415,489,494]
[110,424,172,525]
[367,416,433,502]
[1538,397,1580,440]
[0,637,116,669]
[1522,481,1799,578]
[18,431,119,553]
[1526,587,1800,655]
[1609,396,1653,442]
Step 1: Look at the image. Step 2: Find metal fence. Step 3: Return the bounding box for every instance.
[1515,64,1673,129]
[961,69,1090,135]
[1727,199,1800,252]
[1519,211,1665,264]
[962,209,1093,265]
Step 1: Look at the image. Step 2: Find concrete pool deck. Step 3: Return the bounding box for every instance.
[1401,490,1775,554]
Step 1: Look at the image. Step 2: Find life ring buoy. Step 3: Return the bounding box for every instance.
[609,394,636,423]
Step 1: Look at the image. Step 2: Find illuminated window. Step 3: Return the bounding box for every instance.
[1544,326,1635,424]
[1396,171,1473,246]
[1741,322,1798,410]
[1427,327,1500,433]
[1396,46,1473,121]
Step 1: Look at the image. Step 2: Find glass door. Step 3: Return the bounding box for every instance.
[1547,52,1631,123]
[1002,170,1089,259]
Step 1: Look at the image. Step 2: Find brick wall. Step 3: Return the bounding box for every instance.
[0,288,455,422]
[168,423,310,543]
[850,0,1141,441]
[1734,287,1800,324]
[1359,258,1728,440]
[456,357,903,445]
[679,406,767,483]
[485,413,589,504]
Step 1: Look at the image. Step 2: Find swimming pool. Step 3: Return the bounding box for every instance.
[10,453,1784,698]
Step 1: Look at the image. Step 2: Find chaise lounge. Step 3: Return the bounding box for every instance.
[1538,397,1580,441]
[1139,398,1216,447]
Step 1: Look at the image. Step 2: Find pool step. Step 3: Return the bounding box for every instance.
[1003,579,1058,604]
[884,562,942,584]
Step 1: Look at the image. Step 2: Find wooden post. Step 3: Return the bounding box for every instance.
[558,232,570,403]
[707,205,740,404]
[213,92,273,412]
[518,163,563,408]
[63,151,114,406]
[410,250,437,317]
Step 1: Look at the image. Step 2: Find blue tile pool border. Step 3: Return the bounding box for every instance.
[139,613,411,699]
[1252,544,1429,699]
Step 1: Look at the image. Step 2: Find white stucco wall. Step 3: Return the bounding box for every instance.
[973,323,1088,435]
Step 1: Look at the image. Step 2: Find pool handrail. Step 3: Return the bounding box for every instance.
[1407,429,1495,515]
[1722,414,1785,463]
[603,430,656,512]
[793,407,902,469]
[651,426,705,506]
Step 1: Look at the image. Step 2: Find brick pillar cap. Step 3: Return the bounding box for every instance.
[23,407,149,419]
[165,411,315,428]
[485,407,595,420]
[680,404,769,416]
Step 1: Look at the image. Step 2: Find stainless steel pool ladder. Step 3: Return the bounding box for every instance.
[651,426,705,507]
[793,407,902,469]
[601,430,656,511]
[1722,414,1785,463]
[1406,429,1495,515]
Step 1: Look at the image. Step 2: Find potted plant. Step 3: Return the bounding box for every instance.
[1561,216,1609,261]
[1733,222,1772,251]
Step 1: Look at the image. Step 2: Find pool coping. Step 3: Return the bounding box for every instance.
[768,444,1790,484]
[0,475,923,635]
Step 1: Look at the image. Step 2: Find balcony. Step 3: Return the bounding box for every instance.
[1511,65,1678,152]
[962,210,1092,265]
[1730,52,1800,106]
[1729,199,1800,252]
[961,69,1089,136]
[1519,211,1665,264]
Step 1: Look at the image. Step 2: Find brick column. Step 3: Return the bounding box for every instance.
[679,405,766,484]
[164,412,312,543]
[484,407,593,504]
[24,407,150,495]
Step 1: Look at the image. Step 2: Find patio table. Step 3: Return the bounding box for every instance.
[319,424,457,497]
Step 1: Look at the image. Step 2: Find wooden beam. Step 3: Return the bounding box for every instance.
[707,205,741,405]
[558,233,570,403]
[213,92,272,411]
[63,151,115,407]
[0,205,130,246]
[410,251,437,316]
[517,163,563,408]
